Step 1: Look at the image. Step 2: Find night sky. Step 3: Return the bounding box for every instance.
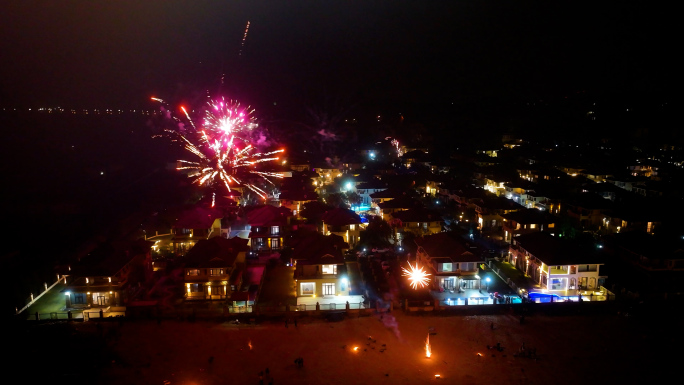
[1,1,675,118]
[0,1,679,317]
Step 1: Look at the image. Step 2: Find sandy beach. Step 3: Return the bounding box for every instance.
[17,307,672,385]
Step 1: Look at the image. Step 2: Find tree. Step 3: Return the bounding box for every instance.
[325,193,348,209]
[345,192,363,208]
[360,216,392,248]
[300,201,332,225]
[557,217,579,239]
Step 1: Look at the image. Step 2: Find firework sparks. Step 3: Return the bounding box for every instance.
[401,262,431,289]
[203,97,256,137]
[152,96,284,199]
[385,137,403,157]
[391,139,404,157]
[425,334,432,358]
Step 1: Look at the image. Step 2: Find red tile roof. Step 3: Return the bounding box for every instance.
[246,204,292,226]
[376,195,422,209]
[174,207,223,229]
[291,232,347,265]
[391,208,442,223]
[415,232,484,263]
[502,209,557,224]
[322,208,362,226]
[183,237,249,268]
[279,189,319,201]
[513,232,602,265]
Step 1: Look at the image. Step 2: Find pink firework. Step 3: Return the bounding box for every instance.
[152,96,284,199]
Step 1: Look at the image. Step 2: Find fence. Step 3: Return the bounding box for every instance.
[24,309,122,322]
[291,302,368,311]
[487,261,520,293]
[227,305,253,313]
[16,275,69,315]
[27,312,72,321]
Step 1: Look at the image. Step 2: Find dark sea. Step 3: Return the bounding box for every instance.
[0,111,190,314]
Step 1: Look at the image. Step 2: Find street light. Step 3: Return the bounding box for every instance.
[486,277,491,291]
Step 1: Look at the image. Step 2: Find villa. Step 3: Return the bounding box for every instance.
[415,232,485,292]
[291,233,364,308]
[509,232,607,296]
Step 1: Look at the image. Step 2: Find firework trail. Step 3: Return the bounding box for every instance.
[152,96,284,199]
[239,21,250,57]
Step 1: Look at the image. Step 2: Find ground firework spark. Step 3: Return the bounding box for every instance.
[401,262,431,289]
[385,137,403,157]
[391,139,403,157]
[152,96,284,199]
[425,334,432,358]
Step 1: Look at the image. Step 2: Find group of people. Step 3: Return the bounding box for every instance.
[258,368,273,385]
[285,318,298,328]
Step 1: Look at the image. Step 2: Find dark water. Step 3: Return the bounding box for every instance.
[1,111,190,313]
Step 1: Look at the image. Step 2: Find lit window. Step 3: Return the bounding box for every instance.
[323,283,335,296]
[300,282,315,296]
[322,264,338,275]
[187,269,200,276]
[210,269,224,276]
[271,226,280,235]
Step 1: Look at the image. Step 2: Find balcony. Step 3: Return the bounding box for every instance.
[577,265,598,272]
[295,264,347,280]
[549,267,569,275]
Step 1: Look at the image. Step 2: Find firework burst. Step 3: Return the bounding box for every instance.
[401,262,431,289]
[203,97,256,137]
[153,96,284,199]
[385,136,404,157]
